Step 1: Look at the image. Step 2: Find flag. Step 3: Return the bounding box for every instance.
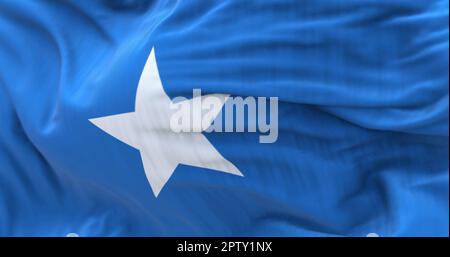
[0,0,448,236]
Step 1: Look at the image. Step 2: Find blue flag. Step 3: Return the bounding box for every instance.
[0,0,448,236]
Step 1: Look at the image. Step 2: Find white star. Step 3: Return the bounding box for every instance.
[89,48,242,197]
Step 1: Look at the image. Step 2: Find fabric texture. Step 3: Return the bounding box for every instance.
[0,0,448,236]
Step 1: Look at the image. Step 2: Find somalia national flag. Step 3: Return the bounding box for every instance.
[0,0,448,236]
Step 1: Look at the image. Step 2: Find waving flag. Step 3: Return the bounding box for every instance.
[0,0,448,236]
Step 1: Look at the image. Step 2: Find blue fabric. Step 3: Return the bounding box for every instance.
[0,0,448,236]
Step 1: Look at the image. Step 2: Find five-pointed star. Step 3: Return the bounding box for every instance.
[89,48,242,197]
